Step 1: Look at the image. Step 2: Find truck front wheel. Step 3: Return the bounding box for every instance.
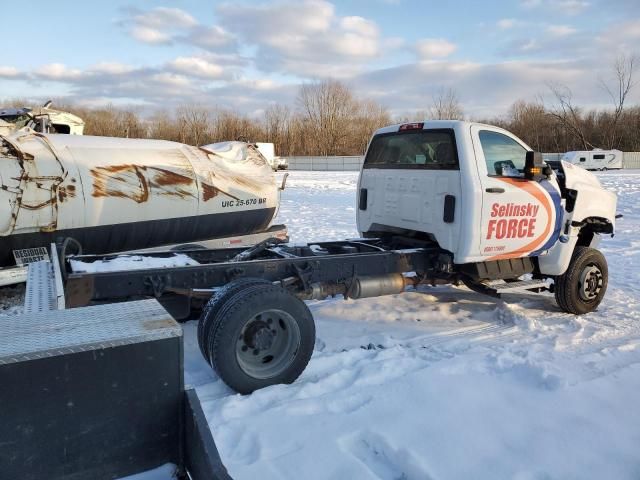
[554,246,608,315]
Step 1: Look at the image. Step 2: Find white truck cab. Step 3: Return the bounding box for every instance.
[358,120,618,314]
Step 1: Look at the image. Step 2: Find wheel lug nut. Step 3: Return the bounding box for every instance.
[253,349,259,355]
[241,345,248,352]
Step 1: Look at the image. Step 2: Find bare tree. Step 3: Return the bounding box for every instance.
[546,82,593,150]
[176,105,211,146]
[264,104,292,154]
[599,53,637,149]
[507,100,550,151]
[351,100,391,154]
[297,80,358,155]
[148,110,181,142]
[430,87,463,120]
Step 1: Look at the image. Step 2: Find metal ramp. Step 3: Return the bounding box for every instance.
[24,244,65,313]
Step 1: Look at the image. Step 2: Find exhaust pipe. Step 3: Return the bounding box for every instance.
[304,274,415,301]
[349,273,413,299]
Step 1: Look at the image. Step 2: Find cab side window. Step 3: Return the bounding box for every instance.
[479,130,527,177]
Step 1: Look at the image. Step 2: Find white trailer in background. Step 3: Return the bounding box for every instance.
[256,142,288,171]
[561,149,623,170]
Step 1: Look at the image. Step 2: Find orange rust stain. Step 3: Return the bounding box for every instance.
[20,198,55,210]
[151,168,193,187]
[57,185,77,203]
[91,165,150,203]
[202,183,219,201]
[231,176,263,190]
[91,164,198,202]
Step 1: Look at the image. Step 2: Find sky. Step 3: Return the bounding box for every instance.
[1,0,639,118]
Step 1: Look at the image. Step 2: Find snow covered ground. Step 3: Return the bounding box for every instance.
[2,170,639,479]
[186,170,640,480]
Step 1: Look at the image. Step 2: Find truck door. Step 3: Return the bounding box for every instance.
[471,126,562,260]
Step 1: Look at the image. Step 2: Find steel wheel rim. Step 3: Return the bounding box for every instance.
[235,309,301,380]
[579,263,603,301]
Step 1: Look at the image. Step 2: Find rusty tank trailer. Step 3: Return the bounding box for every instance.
[0,129,280,266]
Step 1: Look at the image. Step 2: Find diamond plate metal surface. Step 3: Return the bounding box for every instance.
[24,261,56,313]
[1,299,182,365]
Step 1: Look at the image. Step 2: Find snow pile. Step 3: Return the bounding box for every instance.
[69,253,199,273]
[0,283,25,316]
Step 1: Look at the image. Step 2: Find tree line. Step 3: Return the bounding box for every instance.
[3,55,638,155]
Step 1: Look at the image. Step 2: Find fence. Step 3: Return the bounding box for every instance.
[284,152,640,171]
[285,156,363,171]
[624,152,640,169]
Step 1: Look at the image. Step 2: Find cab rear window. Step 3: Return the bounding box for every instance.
[363,129,458,169]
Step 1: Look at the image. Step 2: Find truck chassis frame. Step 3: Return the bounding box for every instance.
[64,239,447,317]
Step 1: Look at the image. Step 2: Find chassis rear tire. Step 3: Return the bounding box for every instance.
[204,283,315,394]
[554,246,608,315]
[197,278,271,360]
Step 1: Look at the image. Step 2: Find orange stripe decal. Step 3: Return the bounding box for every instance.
[487,178,552,261]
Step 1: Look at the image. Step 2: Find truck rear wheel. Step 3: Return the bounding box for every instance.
[197,277,272,360]
[203,283,315,394]
[554,246,608,315]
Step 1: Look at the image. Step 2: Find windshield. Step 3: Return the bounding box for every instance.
[0,114,31,128]
[363,129,458,169]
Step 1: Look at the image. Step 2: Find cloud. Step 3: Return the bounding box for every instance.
[168,57,227,80]
[35,63,83,81]
[2,1,638,118]
[546,24,577,36]
[130,26,172,44]
[134,7,197,29]
[215,0,385,77]
[497,18,520,29]
[183,25,237,50]
[595,19,640,54]
[0,66,20,78]
[350,58,612,118]
[416,39,457,59]
[90,62,136,75]
[123,7,197,45]
[120,6,236,51]
[521,0,590,15]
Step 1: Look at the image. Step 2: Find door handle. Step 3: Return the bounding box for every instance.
[485,187,505,193]
[359,188,368,210]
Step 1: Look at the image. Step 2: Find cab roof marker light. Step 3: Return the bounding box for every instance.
[398,122,424,131]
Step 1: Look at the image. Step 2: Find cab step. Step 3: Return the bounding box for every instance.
[492,279,550,293]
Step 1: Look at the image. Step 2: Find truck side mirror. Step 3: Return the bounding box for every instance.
[524,151,547,181]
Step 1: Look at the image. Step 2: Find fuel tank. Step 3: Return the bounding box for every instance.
[0,129,279,266]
